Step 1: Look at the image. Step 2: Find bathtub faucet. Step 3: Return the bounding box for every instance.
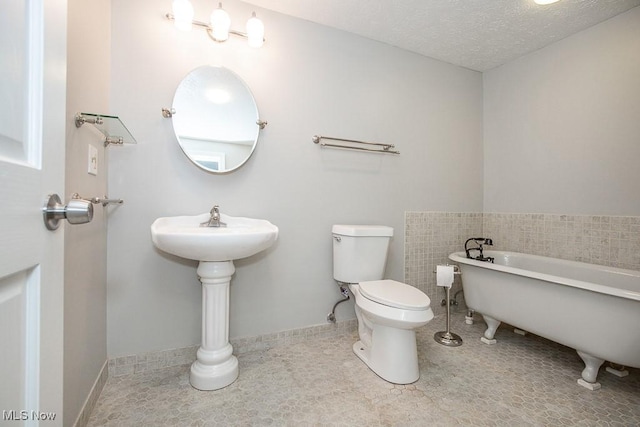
[465,237,494,263]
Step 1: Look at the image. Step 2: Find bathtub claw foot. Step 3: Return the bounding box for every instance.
[577,350,604,386]
[605,364,629,378]
[577,379,601,391]
[480,337,497,345]
[481,314,501,340]
[465,310,474,325]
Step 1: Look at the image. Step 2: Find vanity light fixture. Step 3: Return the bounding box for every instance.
[167,1,265,47]
[534,0,561,4]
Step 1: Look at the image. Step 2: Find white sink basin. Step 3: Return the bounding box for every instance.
[151,213,278,262]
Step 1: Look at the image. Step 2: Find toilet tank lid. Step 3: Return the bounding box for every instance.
[332,225,393,237]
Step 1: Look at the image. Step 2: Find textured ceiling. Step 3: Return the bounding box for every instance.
[245,0,640,71]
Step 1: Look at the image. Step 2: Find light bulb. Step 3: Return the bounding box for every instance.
[172,0,194,31]
[534,0,560,4]
[246,12,264,48]
[210,2,231,41]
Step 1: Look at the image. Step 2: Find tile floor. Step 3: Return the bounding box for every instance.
[88,313,640,426]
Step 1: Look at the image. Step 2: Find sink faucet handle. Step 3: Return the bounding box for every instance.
[211,205,220,220]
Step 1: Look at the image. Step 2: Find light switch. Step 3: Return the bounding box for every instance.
[88,144,98,176]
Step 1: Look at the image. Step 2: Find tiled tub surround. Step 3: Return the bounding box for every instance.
[483,213,640,271]
[405,212,640,315]
[404,212,483,315]
[89,312,640,426]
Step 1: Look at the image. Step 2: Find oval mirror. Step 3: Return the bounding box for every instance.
[170,66,262,173]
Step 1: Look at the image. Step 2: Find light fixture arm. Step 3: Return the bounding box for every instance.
[166,13,208,30]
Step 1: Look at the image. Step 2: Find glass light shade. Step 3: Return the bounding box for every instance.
[246,12,264,48]
[210,4,231,41]
[172,0,194,31]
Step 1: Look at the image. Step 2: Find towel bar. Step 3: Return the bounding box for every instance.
[312,135,399,154]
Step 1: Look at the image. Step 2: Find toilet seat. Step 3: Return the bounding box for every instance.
[359,280,430,311]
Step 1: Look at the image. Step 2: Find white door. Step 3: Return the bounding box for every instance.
[0,0,66,425]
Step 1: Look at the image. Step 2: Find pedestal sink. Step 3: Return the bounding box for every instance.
[151,212,278,390]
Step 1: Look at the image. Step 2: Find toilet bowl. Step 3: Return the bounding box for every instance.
[349,280,433,384]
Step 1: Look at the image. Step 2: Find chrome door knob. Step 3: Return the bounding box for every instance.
[43,194,93,230]
[65,198,94,224]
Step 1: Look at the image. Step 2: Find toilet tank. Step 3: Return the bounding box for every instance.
[332,225,394,283]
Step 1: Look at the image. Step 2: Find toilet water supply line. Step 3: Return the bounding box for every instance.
[327,283,350,323]
[442,289,464,307]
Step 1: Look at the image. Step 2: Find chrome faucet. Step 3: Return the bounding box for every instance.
[200,205,226,227]
[464,237,494,263]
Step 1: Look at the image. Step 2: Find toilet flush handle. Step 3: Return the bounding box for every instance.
[333,235,341,242]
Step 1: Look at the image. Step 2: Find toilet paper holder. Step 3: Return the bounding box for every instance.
[434,264,463,347]
[432,264,461,275]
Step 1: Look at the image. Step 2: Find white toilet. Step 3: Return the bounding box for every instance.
[332,224,434,384]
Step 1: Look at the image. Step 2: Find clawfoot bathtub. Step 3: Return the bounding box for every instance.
[449,251,640,390]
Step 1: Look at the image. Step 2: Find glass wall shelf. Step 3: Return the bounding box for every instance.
[75,112,137,147]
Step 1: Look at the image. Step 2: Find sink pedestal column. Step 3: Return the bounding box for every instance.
[190,260,238,390]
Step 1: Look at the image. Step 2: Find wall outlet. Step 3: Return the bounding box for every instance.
[88,144,98,176]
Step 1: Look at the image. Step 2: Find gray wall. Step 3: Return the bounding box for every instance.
[483,6,640,216]
[64,0,110,425]
[106,0,483,357]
